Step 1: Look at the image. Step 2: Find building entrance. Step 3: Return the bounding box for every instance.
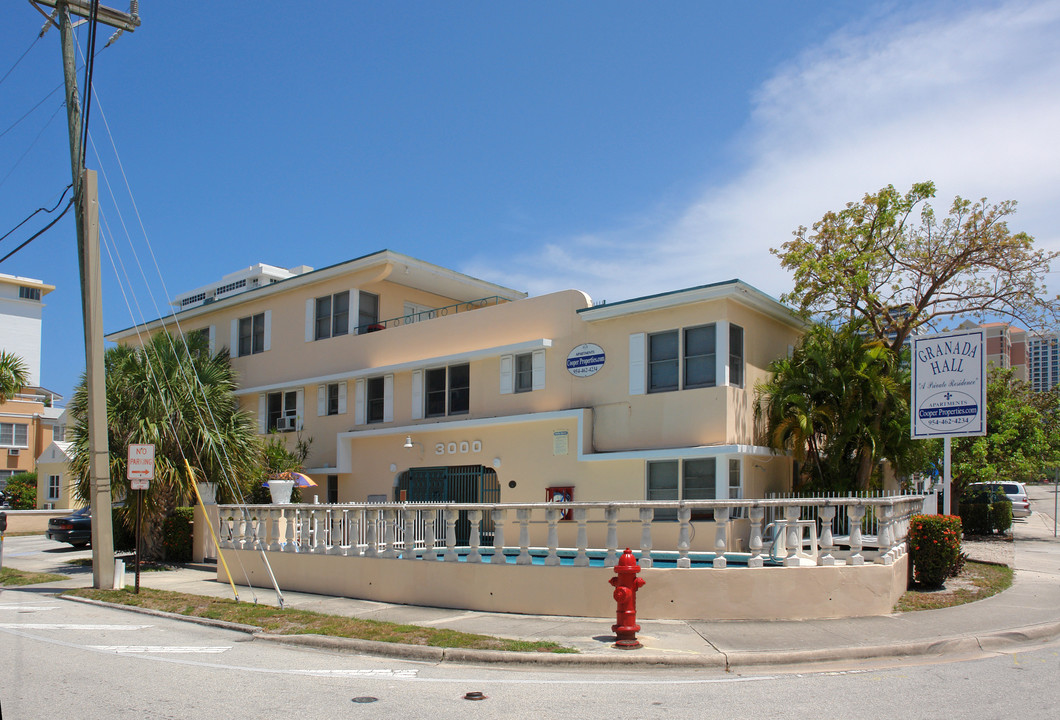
[398,464,500,545]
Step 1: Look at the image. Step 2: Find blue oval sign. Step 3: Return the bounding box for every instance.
[566,343,605,377]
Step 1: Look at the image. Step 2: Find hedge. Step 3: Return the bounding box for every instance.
[909,514,963,588]
[162,507,194,562]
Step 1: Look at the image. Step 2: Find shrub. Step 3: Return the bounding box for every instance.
[990,499,1012,534]
[909,514,963,588]
[959,487,1013,535]
[959,502,992,535]
[3,472,37,509]
[113,507,136,552]
[162,507,194,563]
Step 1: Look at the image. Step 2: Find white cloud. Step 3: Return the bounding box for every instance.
[466,0,1060,304]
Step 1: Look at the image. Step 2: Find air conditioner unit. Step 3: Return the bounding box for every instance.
[275,417,297,432]
[7,448,20,457]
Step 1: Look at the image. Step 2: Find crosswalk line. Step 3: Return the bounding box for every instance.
[89,646,231,654]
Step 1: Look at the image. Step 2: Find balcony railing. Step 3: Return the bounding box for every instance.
[217,495,924,569]
[355,295,510,334]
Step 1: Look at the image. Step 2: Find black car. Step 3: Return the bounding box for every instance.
[46,507,92,547]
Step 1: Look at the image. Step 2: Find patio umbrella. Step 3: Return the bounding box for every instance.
[267,471,317,487]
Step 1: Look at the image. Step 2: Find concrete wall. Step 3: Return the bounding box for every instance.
[221,548,908,621]
[2,509,70,533]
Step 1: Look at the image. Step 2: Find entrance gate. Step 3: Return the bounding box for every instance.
[398,465,500,545]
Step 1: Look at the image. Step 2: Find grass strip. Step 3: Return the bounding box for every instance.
[896,561,1013,612]
[64,587,577,653]
[0,567,69,586]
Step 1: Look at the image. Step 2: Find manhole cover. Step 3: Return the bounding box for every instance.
[463,692,487,701]
[351,697,378,704]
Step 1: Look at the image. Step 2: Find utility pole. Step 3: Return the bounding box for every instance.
[34,0,140,589]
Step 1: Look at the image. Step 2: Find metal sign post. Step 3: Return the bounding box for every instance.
[911,330,987,515]
[127,444,154,593]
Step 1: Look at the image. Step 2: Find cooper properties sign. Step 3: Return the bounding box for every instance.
[911,329,986,439]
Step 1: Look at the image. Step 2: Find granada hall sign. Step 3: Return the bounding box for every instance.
[911,329,986,439]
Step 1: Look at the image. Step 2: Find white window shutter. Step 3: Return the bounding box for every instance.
[383,374,394,423]
[716,320,729,387]
[231,319,239,355]
[338,381,347,414]
[499,355,514,395]
[263,310,272,352]
[355,379,366,425]
[349,288,359,334]
[629,333,646,395]
[411,370,424,419]
[258,393,266,434]
[305,299,315,342]
[532,349,546,391]
[208,325,216,354]
[295,388,304,430]
[317,385,326,416]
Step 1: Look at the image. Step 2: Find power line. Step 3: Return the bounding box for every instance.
[0,195,74,264]
[0,34,41,88]
[78,0,101,172]
[0,183,73,245]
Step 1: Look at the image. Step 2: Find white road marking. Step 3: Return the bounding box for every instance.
[0,605,59,611]
[89,646,231,654]
[0,623,153,630]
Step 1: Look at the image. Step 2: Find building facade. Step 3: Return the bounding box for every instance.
[108,251,804,528]
[0,272,64,493]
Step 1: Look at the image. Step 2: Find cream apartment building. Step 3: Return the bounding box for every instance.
[107,251,804,522]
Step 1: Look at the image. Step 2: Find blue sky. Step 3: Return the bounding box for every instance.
[2,1,1059,403]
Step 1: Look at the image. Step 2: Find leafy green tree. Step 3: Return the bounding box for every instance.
[774,181,1058,351]
[69,331,261,558]
[245,434,312,505]
[3,471,36,509]
[756,322,910,491]
[0,350,30,403]
[950,368,1060,498]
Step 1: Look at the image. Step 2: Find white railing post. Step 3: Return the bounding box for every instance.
[299,509,311,552]
[783,505,801,567]
[273,506,286,551]
[283,507,296,552]
[363,510,379,558]
[250,513,262,550]
[327,508,341,555]
[639,507,654,568]
[572,508,590,567]
[310,508,324,554]
[676,505,692,568]
[849,504,866,565]
[346,509,361,557]
[490,508,506,564]
[516,508,532,565]
[444,508,458,562]
[467,509,483,563]
[876,504,894,565]
[421,508,436,561]
[234,515,247,550]
[713,506,729,568]
[747,506,764,568]
[431,508,445,561]
[544,507,561,566]
[604,506,619,567]
[382,509,399,559]
[400,508,416,560]
[818,505,837,566]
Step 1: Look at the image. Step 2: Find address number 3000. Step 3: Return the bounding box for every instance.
[434,440,482,456]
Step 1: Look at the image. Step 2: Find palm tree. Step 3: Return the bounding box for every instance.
[756,322,907,491]
[69,331,261,558]
[0,350,30,403]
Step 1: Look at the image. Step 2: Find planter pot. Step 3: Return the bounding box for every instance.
[268,479,295,504]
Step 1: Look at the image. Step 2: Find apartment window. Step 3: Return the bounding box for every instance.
[728,458,741,500]
[315,291,350,340]
[267,390,298,432]
[327,475,338,504]
[729,324,744,387]
[0,423,29,448]
[647,458,716,521]
[327,383,341,415]
[19,286,41,301]
[366,377,386,423]
[48,475,60,500]
[357,291,380,333]
[515,353,534,393]
[649,325,716,392]
[425,364,469,417]
[52,425,65,442]
[238,313,265,356]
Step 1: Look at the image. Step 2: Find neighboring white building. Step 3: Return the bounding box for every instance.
[0,272,54,387]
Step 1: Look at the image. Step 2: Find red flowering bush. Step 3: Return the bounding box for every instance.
[909,514,963,588]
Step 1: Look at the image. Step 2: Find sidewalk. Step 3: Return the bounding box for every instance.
[18,490,1060,668]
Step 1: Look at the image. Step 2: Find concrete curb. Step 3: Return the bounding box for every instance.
[59,594,263,635]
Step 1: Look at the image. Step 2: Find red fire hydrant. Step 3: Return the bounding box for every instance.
[609,547,646,649]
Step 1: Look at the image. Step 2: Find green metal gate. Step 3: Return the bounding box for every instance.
[398,465,500,545]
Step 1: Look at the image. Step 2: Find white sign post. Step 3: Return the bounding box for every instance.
[911,330,986,514]
[126,444,155,594]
